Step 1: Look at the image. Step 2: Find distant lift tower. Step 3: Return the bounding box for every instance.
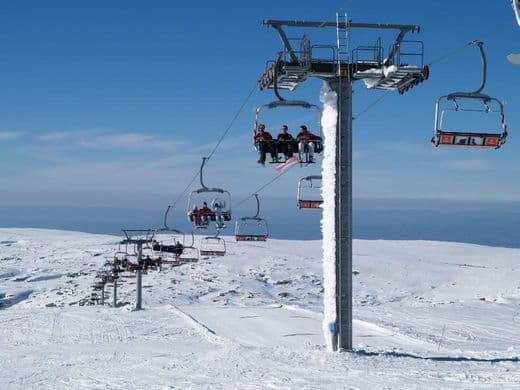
[258,17,429,352]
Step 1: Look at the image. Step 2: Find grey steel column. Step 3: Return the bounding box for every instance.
[136,243,143,311]
[113,279,117,307]
[328,77,353,352]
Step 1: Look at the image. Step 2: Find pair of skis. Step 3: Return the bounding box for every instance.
[274,156,300,173]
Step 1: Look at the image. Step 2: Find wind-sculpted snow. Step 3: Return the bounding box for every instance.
[320,81,338,351]
[1,228,520,388]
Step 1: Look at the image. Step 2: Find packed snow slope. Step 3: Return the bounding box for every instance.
[1,228,520,389]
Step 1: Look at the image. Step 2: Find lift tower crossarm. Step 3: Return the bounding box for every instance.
[263,20,419,65]
[259,19,426,94]
[262,19,420,33]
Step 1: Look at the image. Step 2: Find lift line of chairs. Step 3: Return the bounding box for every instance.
[91,36,511,306]
[102,51,507,281]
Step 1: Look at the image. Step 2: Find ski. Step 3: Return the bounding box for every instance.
[274,156,299,173]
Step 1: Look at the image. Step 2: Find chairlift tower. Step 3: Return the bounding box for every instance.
[258,16,429,352]
[121,229,156,311]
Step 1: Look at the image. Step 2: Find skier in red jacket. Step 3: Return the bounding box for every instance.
[255,124,278,165]
[296,125,321,162]
[199,202,214,226]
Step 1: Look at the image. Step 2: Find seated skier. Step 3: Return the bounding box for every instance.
[153,240,184,256]
[189,206,202,226]
[254,124,277,165]
[276,125,296,161]
[199,202,214,226]
[212,200,226,229]
[296,125,321,163]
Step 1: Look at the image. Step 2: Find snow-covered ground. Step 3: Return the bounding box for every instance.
[1,228,520,389]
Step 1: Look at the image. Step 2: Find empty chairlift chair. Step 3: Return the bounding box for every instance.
[297,175,323,209]
[235,194,269,242]
[432,41,507,149]
[200,234,226,257]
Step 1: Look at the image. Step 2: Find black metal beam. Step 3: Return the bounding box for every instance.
[273,25,299,63]
[262,19,419,34]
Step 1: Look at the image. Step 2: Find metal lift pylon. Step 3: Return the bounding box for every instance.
[258,16,429,352]
[121,229,156,311]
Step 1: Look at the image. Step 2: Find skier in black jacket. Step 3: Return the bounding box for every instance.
[276,125,295,161]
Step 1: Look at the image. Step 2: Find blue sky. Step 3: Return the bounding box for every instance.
[0,0,519,211]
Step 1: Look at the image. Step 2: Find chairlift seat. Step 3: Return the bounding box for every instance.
[200,236,226,257]
[199,250,226,257]
[298,200,323,209]
[255,138,323,165]
[236,235,268,242]
[432,131,503,148]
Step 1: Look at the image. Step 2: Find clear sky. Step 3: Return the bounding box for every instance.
[0,0,518,211]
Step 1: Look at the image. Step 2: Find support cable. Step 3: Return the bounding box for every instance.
[426,21,513,67]
[206,82,258,160]
[162,81,258,226]
[234,163,298,209]
[163,170,200,228]
[352,90,392,120]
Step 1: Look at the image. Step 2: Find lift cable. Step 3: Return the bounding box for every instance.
[234,163,298,209]
[162,81,258,224]
[352,90,392,120]
[162,170,200,228]
[352,20,514,121]
[206,82,258,161]
[426,20,514,67]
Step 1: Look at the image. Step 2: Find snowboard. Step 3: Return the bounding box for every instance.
[507,53,520,64]
[274,156,299,173]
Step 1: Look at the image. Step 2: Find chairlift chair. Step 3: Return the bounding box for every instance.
[200,232,226,257]
[141,242,156,260]
[113,250,132,272]
[187,158,232,229]
[113,240,131,267]
[154,208,200,264]
[235,194,269,242]
[432,41,507,149]
[253,100,323,164]
[114,249,138,277]
[297,175,323,209]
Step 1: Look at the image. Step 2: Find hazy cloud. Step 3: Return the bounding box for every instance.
[38,132,71,141]
[0,131,23,140]
[77,133,180,151]
[440,159,493,170]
